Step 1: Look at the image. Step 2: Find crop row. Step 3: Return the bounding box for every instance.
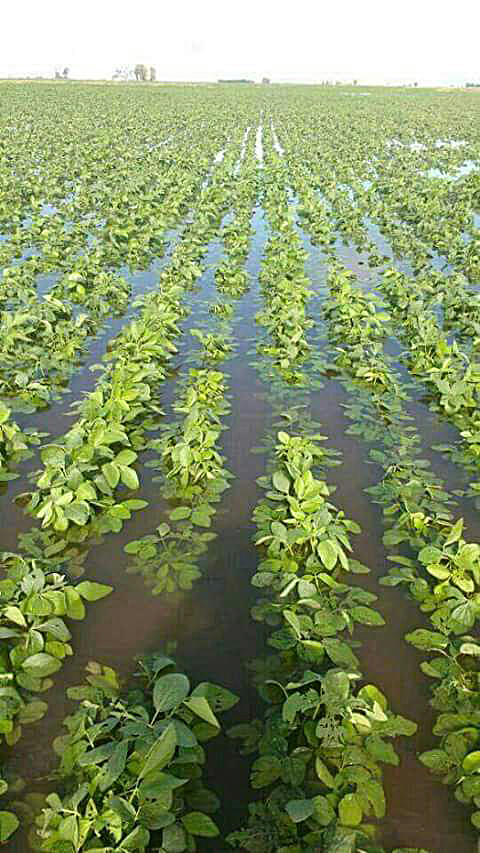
[124,133,259,596]
[256,128,313,384]
[0,135,246,773]
[317,259,480,833]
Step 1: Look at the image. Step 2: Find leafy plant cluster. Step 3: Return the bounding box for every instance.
[312,256,480,832]
[377,266,480,485]
[0,108,250,844]
[0,400,41,481]
[20,653,238,852]
[324,263,394,389]
[123,138,260,597]
[228,428,418,853]
[256,142,313,384]
[214,131,257,299]
[0,93,250,492]
[276,99,479,284]
[19,133,247,551]
[0,547,111,758]
[125,367,232,595]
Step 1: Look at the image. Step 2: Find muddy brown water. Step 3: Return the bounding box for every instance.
[3,205,479,852]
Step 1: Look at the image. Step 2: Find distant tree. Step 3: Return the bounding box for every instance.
[261,77,270,84]
[353,79,358,85]
[62,67,69,79]
[54,68,62,79]
[414,81,418,87]
[134,64,148,81]
[150,66,156,82]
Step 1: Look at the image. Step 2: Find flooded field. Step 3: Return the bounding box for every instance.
[1,82,480,853]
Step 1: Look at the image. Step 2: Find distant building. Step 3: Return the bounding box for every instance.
[262,77,271,85]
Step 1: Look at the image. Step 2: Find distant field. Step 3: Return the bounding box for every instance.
[0,83,480,853]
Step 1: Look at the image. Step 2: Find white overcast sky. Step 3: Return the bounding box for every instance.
[3,0,479,84]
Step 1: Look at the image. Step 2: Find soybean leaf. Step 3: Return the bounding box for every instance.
[153,673,190,713]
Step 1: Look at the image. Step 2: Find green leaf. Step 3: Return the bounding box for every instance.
[181,812,219,837]
[452,601,476,628]
[358,684,388,711]
[102,462,120,489]
[338,793,363,826]
[183,697,220,728]
[444,518,464,546]
[283,609,301,638]
[76,581,113,601]
[153,673,190,713]
[365,735,399,765]
[120,827,151,850]
[115,449,137,466]
[139,772,187,798]
[405,629,448,650]
[251,755,282,788]
[285,798,314,823]
[418,545,443,564]
[317,540,337,571]
[120,466,139,490]
[124,539,144,554]
[351,606,385,626]
[18,700,48,724]
[460,642,480,656]
[471,811,480,830]
[312,794,335,825]
[64,588,86,620]
[162,823,187,853]
[22,652,62,678]
[271,521,287,541]
[170,506,192,521]
[363,780,386,818]
[191,508,211,527]
[322,638,358,668]
[40,618,71,642]
[58,814,78,845]
[315,756,335,787]
[40,445,65,466]
[99,739,129,791]
[139,724,177,778]
[420,749,451,773]
[273,470,291,493]
[425,563,450,580]
[109,796,137,824]
[0,811,19,842]
[123,499,148,510]
[78,743,116,767]
[64,501,90,526]
[463,751,480,772]
[76,482,97,502]
[190,682,238,712]
[3,606,26,627]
